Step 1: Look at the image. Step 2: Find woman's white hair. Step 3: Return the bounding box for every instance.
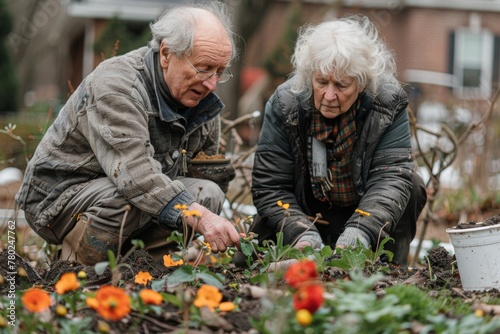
[290,15,400,100]
[149,2,237,61]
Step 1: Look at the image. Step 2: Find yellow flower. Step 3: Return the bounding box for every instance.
[77,270,87,279]
[174,204,188,210]
[55,304,68,317]
[17,267,28,277]
[0,315,7,328]
[277,200,290,210]
[355,208,371,217]
[55,272,80,294]
[163,254,184,267]
[296,309,313,326]
[97,320,111,333]
[139,289,163,305]
[193,285,223,311]
[134,271,153,285]
[184,209,202,218]
[21,288,51,313]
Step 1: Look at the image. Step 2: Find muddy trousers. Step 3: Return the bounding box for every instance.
[58,177,224,265]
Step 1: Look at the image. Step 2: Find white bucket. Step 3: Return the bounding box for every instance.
[446,224,500,291]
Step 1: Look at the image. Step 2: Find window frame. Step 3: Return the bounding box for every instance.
[453,27,494,99]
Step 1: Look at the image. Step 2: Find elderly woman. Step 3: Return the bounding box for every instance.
[250,15,427,265]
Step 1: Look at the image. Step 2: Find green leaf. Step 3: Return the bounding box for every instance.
[151,277,166,292]
[320,245,333,257]
[162,293,182,308]
[167,266,196,287]
[327,248,367,270]
[195,272,224,289]
[94,261,109,275]
[241,239,254,257]
[131,239,145,249]
[107,249,116,269]
[148,305,163,315]
[167,230,184,245]
[250,273,270,285]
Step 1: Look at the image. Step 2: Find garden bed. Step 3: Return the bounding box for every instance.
[2,236,500,333]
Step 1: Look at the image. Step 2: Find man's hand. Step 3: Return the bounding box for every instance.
[184,202,241,252]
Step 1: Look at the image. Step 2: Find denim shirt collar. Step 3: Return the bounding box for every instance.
[144,48,225,126]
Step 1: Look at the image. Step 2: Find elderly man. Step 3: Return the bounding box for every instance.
[16,2,240,265]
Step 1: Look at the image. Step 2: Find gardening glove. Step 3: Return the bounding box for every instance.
[336,227,371,250]
[294,231,323,250]
[186,157,236,193]
[183,202,241,253]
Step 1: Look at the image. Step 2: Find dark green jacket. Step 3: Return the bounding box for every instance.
[252,79,416,247]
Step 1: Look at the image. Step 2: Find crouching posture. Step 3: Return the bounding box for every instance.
[16,2,240,265]
[250,15,427,265]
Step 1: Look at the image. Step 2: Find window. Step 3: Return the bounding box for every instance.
[452,28,494,99]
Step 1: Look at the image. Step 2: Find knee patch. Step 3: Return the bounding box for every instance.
[76,223,119,265]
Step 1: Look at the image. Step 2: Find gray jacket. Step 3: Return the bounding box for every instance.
[252,79,416,247]
[16,46,224,242]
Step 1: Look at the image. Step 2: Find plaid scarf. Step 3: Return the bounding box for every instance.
[308,100,359,206]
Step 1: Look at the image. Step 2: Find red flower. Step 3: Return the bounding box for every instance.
[284,259,318,288]
[293,284,324,314]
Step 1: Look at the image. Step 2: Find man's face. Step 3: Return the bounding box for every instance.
[159,25,232,108]
[312,71,362,119]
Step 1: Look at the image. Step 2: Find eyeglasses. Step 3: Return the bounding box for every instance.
[183,56,233,84]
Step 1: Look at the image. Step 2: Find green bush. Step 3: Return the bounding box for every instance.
[94,17,151,59]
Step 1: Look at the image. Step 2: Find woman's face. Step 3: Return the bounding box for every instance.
[312,71,362,119]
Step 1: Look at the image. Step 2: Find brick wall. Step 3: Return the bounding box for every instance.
[246,4,500,93]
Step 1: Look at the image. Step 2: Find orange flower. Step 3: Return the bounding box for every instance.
[86,297,99,309]
[139,289,163,305]
[163,254,184,267]
[55,272,80,294]
[218,301,235,312]
[284,259,318,288]
[87,286,131,321]
[21,288,51,312]
[193,285,222,311]
[293,284,324,314]
[134,271,152,285]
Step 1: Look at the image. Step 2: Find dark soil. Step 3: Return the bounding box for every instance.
[455,214,500,229]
